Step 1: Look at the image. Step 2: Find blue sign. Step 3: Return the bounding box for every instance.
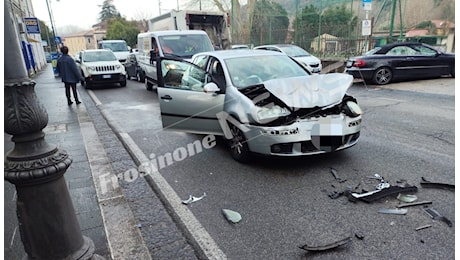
[55,36,62,44]
[24,17,40,34]
[362,0,372,2]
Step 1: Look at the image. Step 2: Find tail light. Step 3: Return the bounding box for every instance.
[353,59,366,67]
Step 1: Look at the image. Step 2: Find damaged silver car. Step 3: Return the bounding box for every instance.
[155,50,362,162]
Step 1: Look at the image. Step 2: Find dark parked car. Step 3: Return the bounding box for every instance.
[45,52,52,63]
[345,42,455,85]
[124,53,145,82]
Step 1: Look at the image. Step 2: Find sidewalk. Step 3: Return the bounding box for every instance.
[4,66,198,259]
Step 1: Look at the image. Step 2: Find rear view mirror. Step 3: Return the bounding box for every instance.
[203,82,220,93]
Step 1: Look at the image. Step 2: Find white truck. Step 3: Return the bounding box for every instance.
[137,30,215,90]
[148,10,231,50]
[98,40,130,63]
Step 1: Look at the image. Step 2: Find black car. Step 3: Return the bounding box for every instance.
[124,53,145,82]
[346,42,455,85]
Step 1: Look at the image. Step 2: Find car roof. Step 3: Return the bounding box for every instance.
[255,44,297,49]
[138,30,208,37]
[375,42,431,53]
[194,49,287,59]
[82,49,113,53]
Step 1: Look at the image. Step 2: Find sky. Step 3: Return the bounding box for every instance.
[31,0,181,33]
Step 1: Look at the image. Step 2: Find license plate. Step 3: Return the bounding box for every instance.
[103,75,111,79]
[346,61,353,67]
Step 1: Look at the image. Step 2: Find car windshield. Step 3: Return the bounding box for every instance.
[158,34,214,59]
[225,55,310,89]
[101,42,129,52]
[83,51,117,62]
[279,45,312,57]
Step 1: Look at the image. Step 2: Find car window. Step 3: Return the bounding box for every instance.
[161,59,207,91]
[193,55,209,69]
[386,46,416,56]
[279,45,311,57]
[225,55,309,88]
[412,45,438,56]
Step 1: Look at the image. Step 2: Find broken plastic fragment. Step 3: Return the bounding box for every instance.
[378,208,408,215]
[351,185,418,203]
[397,201,432,208]
[222,209,242,223]
[420,177,454,190]
[182,192,206,205]
[397,193,417,203]
[423,207,452,227]
[415,224,432,231]
[330,168,346,183]
[299,235,352,251]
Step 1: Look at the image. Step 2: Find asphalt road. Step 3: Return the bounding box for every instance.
[90,76,455,259]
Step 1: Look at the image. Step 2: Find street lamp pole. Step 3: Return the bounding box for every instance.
[45,0,58,51]
[4,3,103,259]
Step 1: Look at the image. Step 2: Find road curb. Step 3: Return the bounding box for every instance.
[75,101,152,260]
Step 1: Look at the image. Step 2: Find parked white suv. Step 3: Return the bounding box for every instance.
[76,49,127,88]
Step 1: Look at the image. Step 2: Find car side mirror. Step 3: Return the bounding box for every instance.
[203,82,220,93]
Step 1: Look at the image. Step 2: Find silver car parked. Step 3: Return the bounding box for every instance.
[155,50,362,162]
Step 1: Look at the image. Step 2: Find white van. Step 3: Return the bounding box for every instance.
[98,40,130,63]
[137,30,214,90]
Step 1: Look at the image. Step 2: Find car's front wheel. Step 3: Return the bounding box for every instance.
[137,70,145,82]
[451,66,455,78]
[373,67,392,85]
[228,123,251,163]
[120,79,127,87]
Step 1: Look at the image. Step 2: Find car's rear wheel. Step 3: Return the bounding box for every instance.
[373,67,392,85]
[139,71,145,82]
[451,66,455,78]
[228,123,251,163]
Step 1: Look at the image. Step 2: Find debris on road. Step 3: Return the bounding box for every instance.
[299,235,352,251]
[420,177,454,190]
[415,224,432,231]
[354,233,365,240]
[378,208,408,215]
[351,185,418,203]
[222,209,242,224]
[182,192,207,205]
[330,168,347,183]
[396,201,432,208]
[423,207,452,227]
[396,193,417,203]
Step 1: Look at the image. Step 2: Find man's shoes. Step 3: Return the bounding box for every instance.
[76,100,82,105]
[68,101,73,105]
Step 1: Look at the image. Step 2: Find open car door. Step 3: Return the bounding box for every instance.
[156,58,225,135]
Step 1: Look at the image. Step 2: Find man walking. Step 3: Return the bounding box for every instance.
[57,46,82,105]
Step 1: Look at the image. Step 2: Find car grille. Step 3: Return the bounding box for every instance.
[95,65,116,72]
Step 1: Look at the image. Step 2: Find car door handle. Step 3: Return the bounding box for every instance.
[406,57,414,61]
[161,95,172,101]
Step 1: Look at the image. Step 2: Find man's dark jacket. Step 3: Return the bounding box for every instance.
[57,54,82,83]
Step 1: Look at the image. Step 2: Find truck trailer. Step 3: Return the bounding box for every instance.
[148,10,231,50]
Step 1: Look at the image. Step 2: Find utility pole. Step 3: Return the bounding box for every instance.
[4,3,103,259]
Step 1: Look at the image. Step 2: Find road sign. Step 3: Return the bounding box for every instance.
[362,20,372,36]
[362,0,372,11]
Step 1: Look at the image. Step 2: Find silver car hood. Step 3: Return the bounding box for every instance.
[263,73,353,108]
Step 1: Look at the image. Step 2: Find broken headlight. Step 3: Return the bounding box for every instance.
[255,105,291,124]
[343,101,362,118]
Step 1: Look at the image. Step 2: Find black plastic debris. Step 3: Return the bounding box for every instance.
[299,235,352,251]
[397,201,432,208]
[330,168,347,183]
[351,185,418,203]
[423,207,452,227]
[354,233,365,240]
[420,177,454,190]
